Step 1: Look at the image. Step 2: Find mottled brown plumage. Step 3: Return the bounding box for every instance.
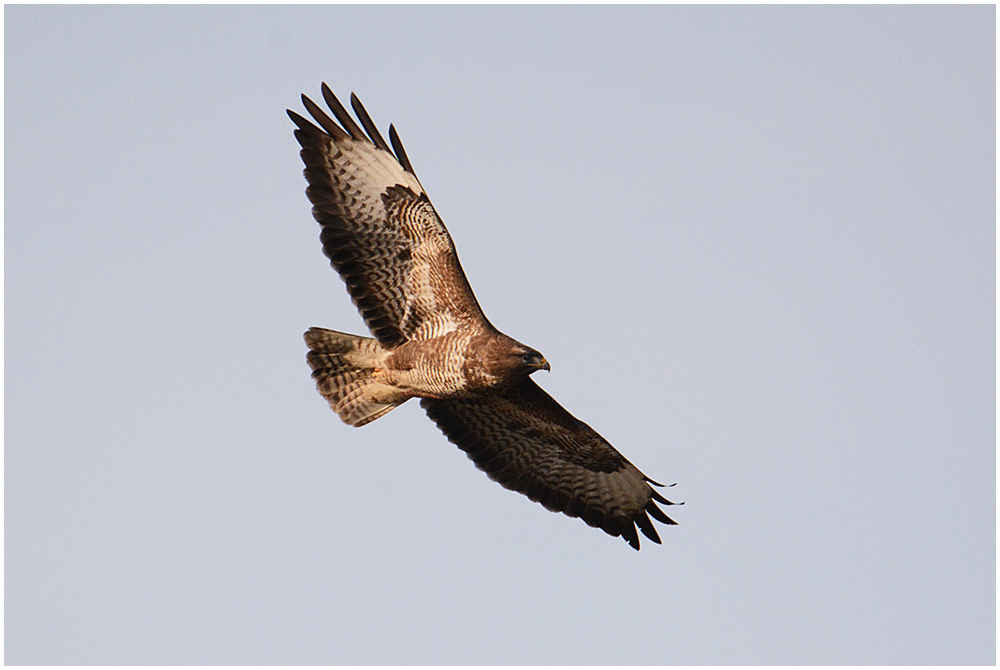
[290,85,679,549]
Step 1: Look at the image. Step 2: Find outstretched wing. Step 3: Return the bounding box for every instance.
[422,379,678,550]
[289,84,489,348]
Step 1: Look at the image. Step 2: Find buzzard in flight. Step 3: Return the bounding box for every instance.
[289,85,678,549]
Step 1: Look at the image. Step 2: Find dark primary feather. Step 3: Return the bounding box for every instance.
[322,83,367,141]
[388,125,416,177]
[422,378,677,550]
[298,97,348,142]
[350,92,392,152]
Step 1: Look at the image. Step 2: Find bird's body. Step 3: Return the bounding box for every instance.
[290,85,678,549]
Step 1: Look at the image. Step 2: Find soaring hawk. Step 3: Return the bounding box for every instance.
[289,84,679,549]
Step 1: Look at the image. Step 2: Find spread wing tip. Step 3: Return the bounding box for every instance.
[619,501,675,551]
[389,124,417,177]
[621,520,641,550]
[650,486,682,507]
[287,108,320,134]
[290,84,418,179]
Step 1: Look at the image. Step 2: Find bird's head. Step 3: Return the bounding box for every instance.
[486,335,550,385]
[511,345,550,376]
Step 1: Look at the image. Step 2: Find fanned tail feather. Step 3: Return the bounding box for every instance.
[304,327,410,426]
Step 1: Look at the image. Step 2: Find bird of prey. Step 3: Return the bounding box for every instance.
[289,84,679,549]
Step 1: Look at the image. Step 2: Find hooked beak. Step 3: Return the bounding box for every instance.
[523,350,550,373]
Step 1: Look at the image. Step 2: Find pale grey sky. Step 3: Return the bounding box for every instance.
[6,5,995,665]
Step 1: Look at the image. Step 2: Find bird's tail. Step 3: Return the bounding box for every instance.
[304,327,411,427]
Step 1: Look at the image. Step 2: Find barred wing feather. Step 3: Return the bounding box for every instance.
[422,378,678,550]
[289,85,489,347]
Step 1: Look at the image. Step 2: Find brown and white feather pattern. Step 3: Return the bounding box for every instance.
[291,85,679,550]
[289,86,487,347]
